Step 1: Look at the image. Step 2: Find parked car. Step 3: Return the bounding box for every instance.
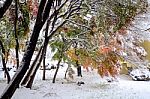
[130,69,150,81]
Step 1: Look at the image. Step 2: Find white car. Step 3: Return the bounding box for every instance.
[130,69,150,81]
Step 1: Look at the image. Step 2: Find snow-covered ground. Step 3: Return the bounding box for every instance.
[130,0,150,40]
[1,67,150,99]
[1,0,150,99]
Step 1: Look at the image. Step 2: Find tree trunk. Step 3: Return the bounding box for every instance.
[64,65,69,79]
[21,20,51,84]
[0,0,13,19]
[26,49,44,88]
[21,46,43,86]
[14,0,19,69]
[52,58,61,83]
[0,0,53,98]
[0,40,11,84]
[26,36,50,88]
[42,50,46,80]
[52,44,63,83]
[42,19,49,80]
[74,42,82,77]
[76,60,82,77]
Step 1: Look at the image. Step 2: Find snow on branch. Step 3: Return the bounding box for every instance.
[0,0,5,8]
[45,0,82,38]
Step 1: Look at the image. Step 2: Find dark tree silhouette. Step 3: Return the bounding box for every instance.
[0,40,11,84]
[14,0,19,69]
[0,0,54,98]
[0,0,13,19]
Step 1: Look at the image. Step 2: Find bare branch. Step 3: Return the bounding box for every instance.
[66,19,91,30]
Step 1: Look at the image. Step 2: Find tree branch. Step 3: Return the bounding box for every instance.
[0,0,13,19]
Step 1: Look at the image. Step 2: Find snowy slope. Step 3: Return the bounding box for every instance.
[130,0,150,40]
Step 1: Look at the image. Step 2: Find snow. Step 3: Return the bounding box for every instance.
[1,67,150,99]
[1,0,150,99]
[130,68,150,80]
[0,0,5,8]
[129,1,150,40]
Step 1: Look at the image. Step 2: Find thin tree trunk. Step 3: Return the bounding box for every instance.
[76,60,82,77]
[52,58,61,83]
[21,46,43,86]
[52,43,64,83]
[26,49,44,88]
[21,20,50,85]
[26,36,50,88]
[74,42,82,77]
[0,40,11,84]
[25,29,51,88]
[42,19,49,80]
[0,0,53,98]
[42,50,46,80]
[64,65,69,79]
[14,0,19,69]
[25,27,60,87]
